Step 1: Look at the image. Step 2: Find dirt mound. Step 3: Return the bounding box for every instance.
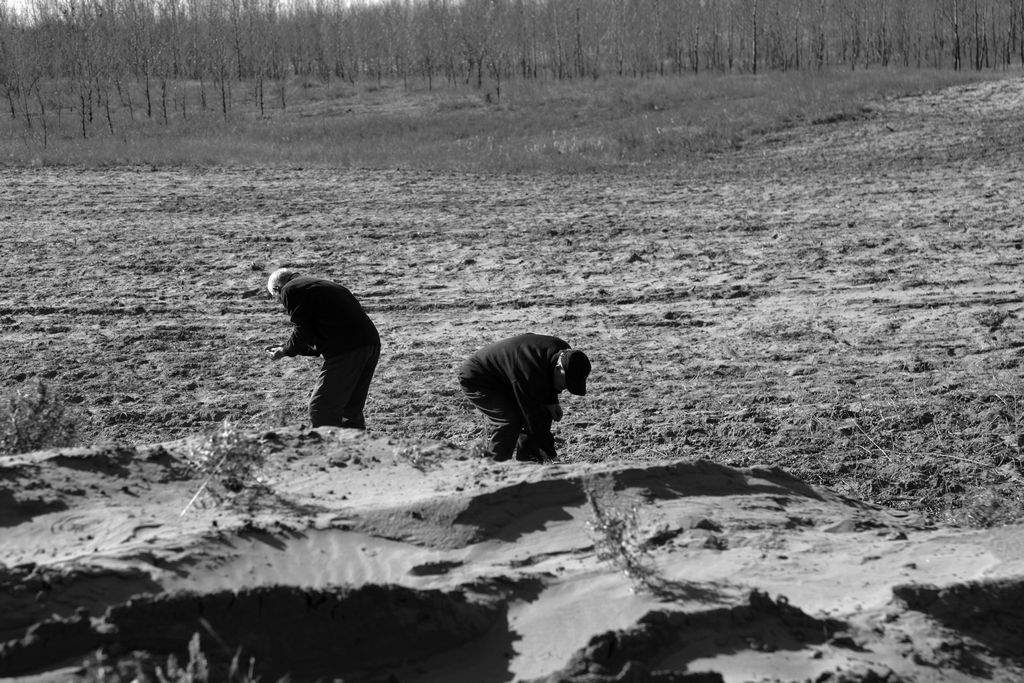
[544,591,846,683]
[894,579,1024,661]
[2,427,1024,681]
[2,584,503,680]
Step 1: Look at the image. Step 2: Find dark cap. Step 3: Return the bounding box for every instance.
[560,349,591,396]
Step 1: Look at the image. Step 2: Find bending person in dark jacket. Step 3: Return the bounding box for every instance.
[266,268,381,430]
[459,333,591,462]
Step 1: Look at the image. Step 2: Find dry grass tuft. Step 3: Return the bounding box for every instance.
[80,632,260,682]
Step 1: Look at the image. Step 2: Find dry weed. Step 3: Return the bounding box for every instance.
[586,487,659,592]
[79,632,261,682]
[181,420,272,516]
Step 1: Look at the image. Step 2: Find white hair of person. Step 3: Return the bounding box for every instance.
[267,268,298,296]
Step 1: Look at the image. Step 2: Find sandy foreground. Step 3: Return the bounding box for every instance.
[2,426,1024,682]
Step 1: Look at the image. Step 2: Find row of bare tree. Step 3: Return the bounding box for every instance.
[2,0,1023,136]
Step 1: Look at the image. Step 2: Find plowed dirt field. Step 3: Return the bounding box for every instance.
[4,78,1024,515]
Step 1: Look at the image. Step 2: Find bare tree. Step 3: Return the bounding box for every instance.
[412,0,447,88]
[3,0,1022,142]
[947,0,963,70]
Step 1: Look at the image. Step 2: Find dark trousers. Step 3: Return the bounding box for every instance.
[309,344,380,429]
[459,383,548,462]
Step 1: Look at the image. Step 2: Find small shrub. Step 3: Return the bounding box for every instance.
[181,420,271,516]
[0,379,78,455]
[586,487,659,592]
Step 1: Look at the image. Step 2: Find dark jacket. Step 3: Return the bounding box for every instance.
[279,276,380,358]
[459,333,569,456]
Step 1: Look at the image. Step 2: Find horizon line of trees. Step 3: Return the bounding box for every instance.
[2,0,1023,140]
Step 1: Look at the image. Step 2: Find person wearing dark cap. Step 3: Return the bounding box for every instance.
[458,333,591,463]
[265,268,381,430]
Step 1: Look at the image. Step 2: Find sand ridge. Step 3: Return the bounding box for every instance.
[2,427,1024,681]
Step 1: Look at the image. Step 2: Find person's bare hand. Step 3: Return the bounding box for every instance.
[265,345,286,360]
[546,403,563,422]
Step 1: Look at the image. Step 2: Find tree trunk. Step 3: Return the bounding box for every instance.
[574,4,584,78]
[752,0,759,74]
[103,88,115,135]
[36,89,47,147]
[161,79,169,124]
[79,93,88,138]
[116,79,135,120]
[219,71,229,120]
[953,0,962,70]
[974,0,981,69]
[18,87,32,129]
